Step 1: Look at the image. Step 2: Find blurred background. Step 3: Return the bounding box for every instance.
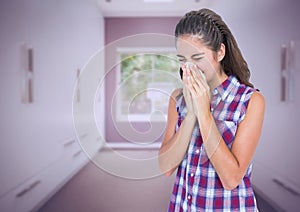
[0,0,299,211]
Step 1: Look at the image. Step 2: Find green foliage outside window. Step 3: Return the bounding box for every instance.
[119,52,181,117]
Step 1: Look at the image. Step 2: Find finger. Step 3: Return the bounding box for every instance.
[185,81,193,95]
[185,64,205,94]
[197,69,210,90]
[183,84,191,98]
[183,83,188,95]
[182,67,188,85]
[183,85,194,109]
[189,73,206,96]
[191,76,211,102]
[191,64,206,80]
[191,72,206,92]
[190,65,204,82]
[191,67,209,91]
[187,64,202,84]
[188,81,198,99]
[198,69,207,82]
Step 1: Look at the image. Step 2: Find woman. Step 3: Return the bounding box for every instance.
[159,8,265,211]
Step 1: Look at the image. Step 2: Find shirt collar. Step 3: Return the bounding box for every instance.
[212,75,239,101]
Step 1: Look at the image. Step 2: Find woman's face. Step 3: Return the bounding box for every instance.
[176,35,224,86]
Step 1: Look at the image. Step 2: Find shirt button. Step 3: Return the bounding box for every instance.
[188,195,191,200]
[195,149,200,154]
[190,173,194,177]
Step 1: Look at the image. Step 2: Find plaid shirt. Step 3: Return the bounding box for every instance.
[168,75,258,212]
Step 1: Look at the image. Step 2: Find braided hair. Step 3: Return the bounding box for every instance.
[175,8,253,87]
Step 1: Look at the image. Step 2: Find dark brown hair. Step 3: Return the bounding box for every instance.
[175,8,253,87]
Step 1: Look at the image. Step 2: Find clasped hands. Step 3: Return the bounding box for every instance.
[182,62,211,122]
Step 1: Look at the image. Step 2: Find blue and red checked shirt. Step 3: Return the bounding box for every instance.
[168,75,258,212]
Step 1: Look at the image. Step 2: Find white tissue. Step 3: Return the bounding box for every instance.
[185,62,206,81]
[185,62,195,70]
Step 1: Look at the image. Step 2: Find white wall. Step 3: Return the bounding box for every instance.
[0,0,104,203]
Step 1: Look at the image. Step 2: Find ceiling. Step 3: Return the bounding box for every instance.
[96,0,217,17]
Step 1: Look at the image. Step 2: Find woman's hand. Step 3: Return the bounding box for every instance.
[186,64,211,121]
[182,64,196,119]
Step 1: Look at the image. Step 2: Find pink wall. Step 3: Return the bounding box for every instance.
[105,17,180,43]
[104,17,181,143]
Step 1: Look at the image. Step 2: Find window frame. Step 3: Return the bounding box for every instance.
[115,47,179,122]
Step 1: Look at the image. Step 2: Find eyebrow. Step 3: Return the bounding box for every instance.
[176,53,205,58]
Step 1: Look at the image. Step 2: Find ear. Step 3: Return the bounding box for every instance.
[217,43,226,62]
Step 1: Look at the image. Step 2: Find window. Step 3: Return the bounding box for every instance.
[115,48,181,122]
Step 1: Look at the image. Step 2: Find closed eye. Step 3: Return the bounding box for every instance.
[191,53,205,61]
[193,57,204,61]
[176,55,186,63]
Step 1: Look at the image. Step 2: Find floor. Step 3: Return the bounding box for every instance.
[38,150,280,212]
[38,161,174,212]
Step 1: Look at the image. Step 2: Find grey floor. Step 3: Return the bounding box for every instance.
[254,190,280,212]
[38,158,279,212]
